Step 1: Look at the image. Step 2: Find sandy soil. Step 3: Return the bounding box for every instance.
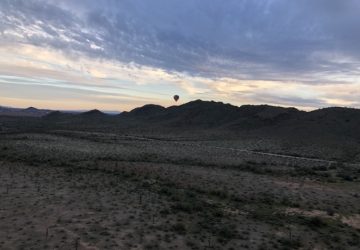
[0,132,359,249]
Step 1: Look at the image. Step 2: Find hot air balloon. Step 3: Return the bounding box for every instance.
[173,95,179,102]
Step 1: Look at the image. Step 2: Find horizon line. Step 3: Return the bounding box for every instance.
[2,99,359,113]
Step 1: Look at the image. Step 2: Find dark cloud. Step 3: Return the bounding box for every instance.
[247,92,329,109]
[1,0,360,83]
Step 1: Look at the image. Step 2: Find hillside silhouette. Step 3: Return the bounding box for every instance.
[40,100,360,162]
[1,100,360,162]
[2,100,360,136]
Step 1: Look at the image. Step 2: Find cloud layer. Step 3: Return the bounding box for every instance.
[1,0,360,110]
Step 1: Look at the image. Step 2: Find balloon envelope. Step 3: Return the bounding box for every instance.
[173,95,179,102]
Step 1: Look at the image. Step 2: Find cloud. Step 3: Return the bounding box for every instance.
[1,0,360,81]
[0,0,360,110]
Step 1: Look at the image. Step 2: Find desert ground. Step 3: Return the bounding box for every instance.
[0,131,359,250]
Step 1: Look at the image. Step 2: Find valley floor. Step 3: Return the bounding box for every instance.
[0,132,359,250]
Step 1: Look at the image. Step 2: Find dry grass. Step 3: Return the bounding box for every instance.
[0,132,359,250]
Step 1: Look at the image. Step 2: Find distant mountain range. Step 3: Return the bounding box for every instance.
[0,106,120,117]
[2,101,360,132]
[0,106,52,117]
[119,100,303,129]
[1,100,360,162]
[38,100,360,142]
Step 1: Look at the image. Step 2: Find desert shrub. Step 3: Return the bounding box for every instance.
[312,166,328,171]
[318,172,331,178]
[144,242,160,250]
[172,223,186,234]
[251,206,279,224]
[246,160,256,165]
[326,208,335,216]
[337,172,354,181]
[159,208,170,215]
[278,238,302,250]
[158,186,177,198]
[333,162,345,169]
[329,164,337,170]
[258,193,276,205]
[185,190,197,198]
[303,216,328,229]
[231,195,245,203]
[209,189,229,199]
[172,199,205,213]
[185,240,197,248]
[294,167,315,176]
[217,225,236,240]
[279,197,299,207]
[212,209,224,218]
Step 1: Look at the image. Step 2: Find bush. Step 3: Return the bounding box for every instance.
[337,173,354,181]
[172,223,186,234]
[172,200,205,213]
[305,217,328,228]
[279,238,302,250]
[209,190,228,199]
[217,225,235,239]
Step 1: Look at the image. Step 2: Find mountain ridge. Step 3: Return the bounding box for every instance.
[2,100,360,133]
[2,100,360,162]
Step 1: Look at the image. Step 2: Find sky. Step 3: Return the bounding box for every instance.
[0,0,360,111]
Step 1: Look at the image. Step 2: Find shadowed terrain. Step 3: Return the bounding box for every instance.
[0,101,359,250]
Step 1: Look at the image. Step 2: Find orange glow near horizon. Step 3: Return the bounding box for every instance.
[0,44,359,111]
